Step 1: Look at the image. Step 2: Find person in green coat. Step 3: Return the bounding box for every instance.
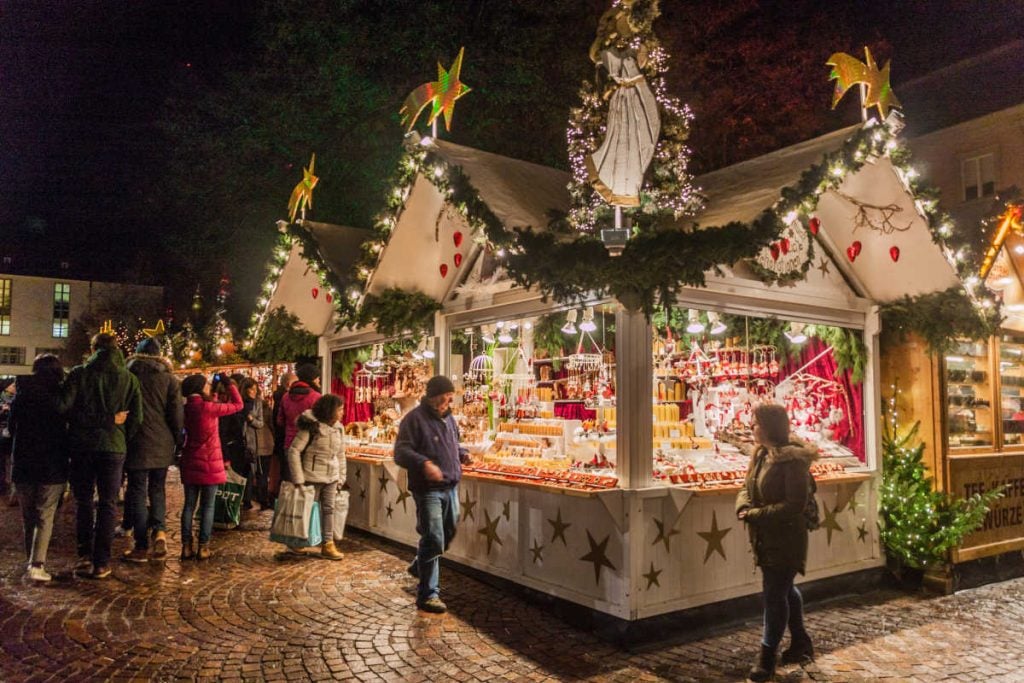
[61,333,143,579]
[736,404,817,681]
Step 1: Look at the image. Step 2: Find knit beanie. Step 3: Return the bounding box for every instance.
[425,375,455,398]
[136,337,162,356]
[181,374,207,397]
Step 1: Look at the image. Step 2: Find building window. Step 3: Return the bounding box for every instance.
[962,153,996,201]
[0,346,26,365]
[0,279,10,335]
[52,282,70,338]
[35,347,64,359]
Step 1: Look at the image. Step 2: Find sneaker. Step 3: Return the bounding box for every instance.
[416,597,447,614]
[27,565,52,582]
[73,557,93,577]
[91,566,112,580]
[151,530,168,559]
[122,548,149,563]
[113,526,133,539]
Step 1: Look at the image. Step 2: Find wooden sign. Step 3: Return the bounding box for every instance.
[950,454,1024,561]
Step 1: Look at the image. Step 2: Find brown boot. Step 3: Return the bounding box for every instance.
[321,540,343,561]
[181,536,196,561]
[196,544,212,561]
[152,530,168,559]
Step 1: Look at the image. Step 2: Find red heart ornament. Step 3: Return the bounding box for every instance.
[439,263,448,278]
[889,246,900,262]
[454,252,463,267]
[780,238,790,255]
[453,231,463,248]
[808,217,820,235]
[769,244,780,261]
[852,240,862,257]
[311,287,319,299]
[326,293,333,303]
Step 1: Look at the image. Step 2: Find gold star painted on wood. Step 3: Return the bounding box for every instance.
[530,538,544,564]
[396,488,411,513]
[857,521,869,543]
[378,471,389,494]
[579,531,616,585]
[652,518,681,553]
[547,508,571,546]
[817,258,830,277]
[385,503,394,519]
[142,319,166,337]
[642,562,662,589]
[502,500,511,521]
[697,511,732,563]
[823,504,844,545]
[460,493,477,522]
[477,509,503,555]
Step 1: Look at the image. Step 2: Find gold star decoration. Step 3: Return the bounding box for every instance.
[529,538,544,564]
[378,471,389,494]
[385,503,394,519]
[142,319,166,338]
[697,511,732,563]
[822,504,844,545]
[399,47,472,133]
[642,562,662,589]
[827,47,901,119]
[99,320,115,335]
[502,500,511,521]
[857,521,869,543]
[477,509,503,555]
[652,518,681,553]
[396,488,411,513]
[547,508,572,547]
[579,530,616,585]
[817,258,830,277]
[460,492,477,523]
[287,153,319,223]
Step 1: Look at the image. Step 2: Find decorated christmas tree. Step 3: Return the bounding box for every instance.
[880,394,1003,571]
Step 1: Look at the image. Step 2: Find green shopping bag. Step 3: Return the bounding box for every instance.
[212,465,247,529]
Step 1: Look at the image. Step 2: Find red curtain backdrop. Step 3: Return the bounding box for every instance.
[333,362,373,425]
[782,338,865,463]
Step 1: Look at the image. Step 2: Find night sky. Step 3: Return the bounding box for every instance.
[2,1,1022,311]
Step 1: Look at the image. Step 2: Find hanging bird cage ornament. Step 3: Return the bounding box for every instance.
[354,367,374,404]
[498,343,536,406]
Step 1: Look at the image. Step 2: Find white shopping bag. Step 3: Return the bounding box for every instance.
[333,487,350,543]
[270,481,316,541]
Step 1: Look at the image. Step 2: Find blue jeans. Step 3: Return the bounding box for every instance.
[182,484,218,544]
[71,451,126,568]
[761,566,807,649]
[126,468,168,550]
[412,486,460,603]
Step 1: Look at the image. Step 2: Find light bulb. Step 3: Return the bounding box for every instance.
[561,309,578,335]
[685,309,705,334]
[580,306,597,332]
[498,332,513,344]
[785,322,808,344]
[708,312,727,335]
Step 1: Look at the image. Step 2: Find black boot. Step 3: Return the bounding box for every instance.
[748,644,776,682]
[780,633,814,664]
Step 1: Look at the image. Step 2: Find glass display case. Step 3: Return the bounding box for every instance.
[945,339,994,450]
[998,333,1024,446]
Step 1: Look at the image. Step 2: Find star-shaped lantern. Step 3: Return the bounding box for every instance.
[287,153,319,224]
[827,47,901,119]
[399,47,472,133]
[143,319,166,338]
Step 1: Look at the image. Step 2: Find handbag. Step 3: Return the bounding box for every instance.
[270,481,321,545]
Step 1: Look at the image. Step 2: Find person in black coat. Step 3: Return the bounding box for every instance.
[10,354,68,582]
[122,338,184,562]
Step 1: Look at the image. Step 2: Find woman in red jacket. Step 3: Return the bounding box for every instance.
[179,373,243,560]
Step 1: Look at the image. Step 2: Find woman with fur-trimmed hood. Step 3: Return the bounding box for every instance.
[736,403,818,681]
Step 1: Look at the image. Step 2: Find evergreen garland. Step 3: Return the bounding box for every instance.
[880,418,1004,570]
[355,288,441,339]
[247,307,318,363]
[880,287,1001,355]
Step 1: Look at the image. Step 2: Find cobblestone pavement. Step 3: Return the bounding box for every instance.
[2,480,1024,682]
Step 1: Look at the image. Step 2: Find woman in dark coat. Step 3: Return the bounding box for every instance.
[736,404,817,681]
[10,355,68,582]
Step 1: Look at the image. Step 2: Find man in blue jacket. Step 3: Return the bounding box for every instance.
[393,375,468,613]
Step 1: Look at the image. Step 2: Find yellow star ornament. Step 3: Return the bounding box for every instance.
[827,47,901,119]
[400,47,472,133]
[143,319,166,338]
[287,153,319,224]
[99,320,115,335]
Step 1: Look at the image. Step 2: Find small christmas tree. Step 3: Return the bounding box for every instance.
[880,401,1004,571]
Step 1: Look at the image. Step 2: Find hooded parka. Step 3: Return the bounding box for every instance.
[285,410,344,485]
[61,347,143,454]
[735,439,818,574]
[126,354,184,470]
